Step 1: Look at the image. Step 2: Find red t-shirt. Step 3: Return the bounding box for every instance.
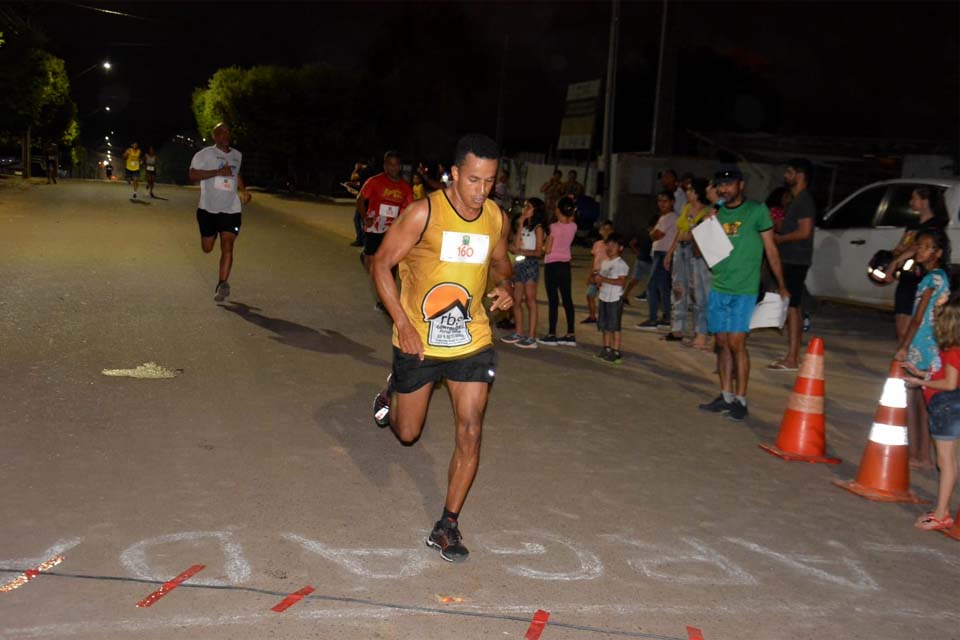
[923,347,960,403]
[360,173,414,234]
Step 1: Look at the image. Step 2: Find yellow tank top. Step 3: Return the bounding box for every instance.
[126,149,141,171]
[394,189,504,359]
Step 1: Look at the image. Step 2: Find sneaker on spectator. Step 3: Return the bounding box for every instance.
[636,320,659,331]
[595,347,611,360]
[608,350,623,364]
[500,332,522,344]
[698,395,735,413]
[557,334,577,346]
[516,336,538,349]
[580,317,597,324]
[725,400,748,421]
[538,335,560,346]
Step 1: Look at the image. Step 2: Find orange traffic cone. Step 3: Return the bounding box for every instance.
[832,360,926,503]
[941,508,960,541]
[760,337,840,464]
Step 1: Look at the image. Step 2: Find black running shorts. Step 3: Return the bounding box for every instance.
[782,264,809,309]
[196,208,242,238]
[392,347,497,394]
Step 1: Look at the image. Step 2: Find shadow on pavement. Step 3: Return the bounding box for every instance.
[316,384,444,520]
[219,301,388,367]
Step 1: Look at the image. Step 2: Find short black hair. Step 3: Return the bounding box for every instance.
[657,188,676,202]
[454,134,499,167]
[600,220,614,228]
[787,158,813,182]
[606,232,625,247]
[383,150,401,163]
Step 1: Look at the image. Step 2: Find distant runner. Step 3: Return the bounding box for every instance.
[123,142,142,199]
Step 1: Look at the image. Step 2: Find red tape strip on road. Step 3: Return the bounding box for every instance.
[524,609,550,640]
[136,564,205,608]
[0,555,64,593]
[687,626,705,640]
[271,585,315,612]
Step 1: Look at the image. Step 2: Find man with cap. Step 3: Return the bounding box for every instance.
[698,166,788,421]
[769,158,816,372]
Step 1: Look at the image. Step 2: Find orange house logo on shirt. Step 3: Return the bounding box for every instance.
[421,283,473,347]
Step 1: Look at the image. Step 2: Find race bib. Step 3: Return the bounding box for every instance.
[378,203,399,220]
[440,231,489,264]
[214,176,236,192]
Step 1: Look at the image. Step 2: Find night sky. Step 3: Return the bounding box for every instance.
[16,1,960,158]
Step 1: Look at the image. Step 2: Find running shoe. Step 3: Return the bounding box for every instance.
[595,347,611,360]
[636,320,659,331]
[663,333,684,342]
[608,350,623,364]
[214,280,230,302]
[426,518,469,562]
[558,334,577,346]
[657,320,671,329]
[516,336,538,349]
[698,395,735,413]
[580,317,597,324]
[500,332,523,344]
[537,335,560,345]
[725,400,748,421]
[373,374,394,428]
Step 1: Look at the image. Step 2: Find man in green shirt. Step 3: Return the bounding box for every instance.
[698,167,788,421]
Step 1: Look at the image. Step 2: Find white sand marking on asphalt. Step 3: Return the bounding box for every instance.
[604,535,758,586]
[119,531,251,586]
[282,533,430,579]
[0,538,81,571]
[545,507,581,520]
[100,362,181,379]
[476,530,603,581]
[862,542,960,572]
[725,538,879,591]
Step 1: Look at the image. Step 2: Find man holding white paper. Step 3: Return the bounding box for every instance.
[697,167,788,421]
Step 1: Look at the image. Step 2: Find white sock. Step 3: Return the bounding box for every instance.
[722,391,735,403]
[736,395,747,407]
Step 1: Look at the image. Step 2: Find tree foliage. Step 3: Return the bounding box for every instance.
[0,25,78,145]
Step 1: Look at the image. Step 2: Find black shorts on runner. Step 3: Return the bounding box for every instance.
[783,264,809,309]
[363,232,385,256]
[196,208,242,238]
[125,169,139,181]
[392,347,497,394]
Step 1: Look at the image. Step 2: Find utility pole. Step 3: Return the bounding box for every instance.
[495,35,509,150]
[600,0,620,220]
[650,0,675,155]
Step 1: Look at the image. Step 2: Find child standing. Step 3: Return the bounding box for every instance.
[593,233,630,363]
[895,228,951,469]
[905,291,960,531]
[539,197,578,346]
[584,220,615,324]
[501,198,545,349]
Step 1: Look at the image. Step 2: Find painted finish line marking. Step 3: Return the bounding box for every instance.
[136,565,205,608]
[271,586,315,613]
[0,555,64,593]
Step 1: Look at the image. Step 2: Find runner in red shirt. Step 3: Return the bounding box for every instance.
[359,151,414,265]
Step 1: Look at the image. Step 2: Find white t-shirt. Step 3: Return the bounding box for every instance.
[599,256,630,302]
[190,145,243,214]
[652,211,679,253]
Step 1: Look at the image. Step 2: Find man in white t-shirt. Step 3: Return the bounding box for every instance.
[188,123,251,301]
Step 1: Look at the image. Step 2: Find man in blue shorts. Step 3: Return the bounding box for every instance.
[698,167,788,421]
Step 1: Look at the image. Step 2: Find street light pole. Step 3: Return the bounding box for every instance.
[600,0,620,221]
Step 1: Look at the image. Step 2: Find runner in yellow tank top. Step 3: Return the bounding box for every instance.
[371,134,513,563]
[123,142,142,199]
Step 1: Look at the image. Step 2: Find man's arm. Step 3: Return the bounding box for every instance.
[775,217,813,244]
[189,160,232,183]
[237,174,251,204]
[486,211,515,312]
[371,200,430,359]
[761,228,789,299]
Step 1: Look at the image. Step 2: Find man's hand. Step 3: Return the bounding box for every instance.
[779,286,790,303]
[397,322,425,361]
[239,190,252,204]
[216,165,233,177]
[487,283,514,312]
[894,347,908,362]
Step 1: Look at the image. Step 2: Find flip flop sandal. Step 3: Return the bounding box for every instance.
[915,512,955,531]
[767,361,799,371]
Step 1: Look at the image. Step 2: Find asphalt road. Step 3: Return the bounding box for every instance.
[0,178,957,640]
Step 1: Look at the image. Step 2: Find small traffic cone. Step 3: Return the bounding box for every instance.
[832,360,926,503]
[941,508,960,541]
[760,337,840,464]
